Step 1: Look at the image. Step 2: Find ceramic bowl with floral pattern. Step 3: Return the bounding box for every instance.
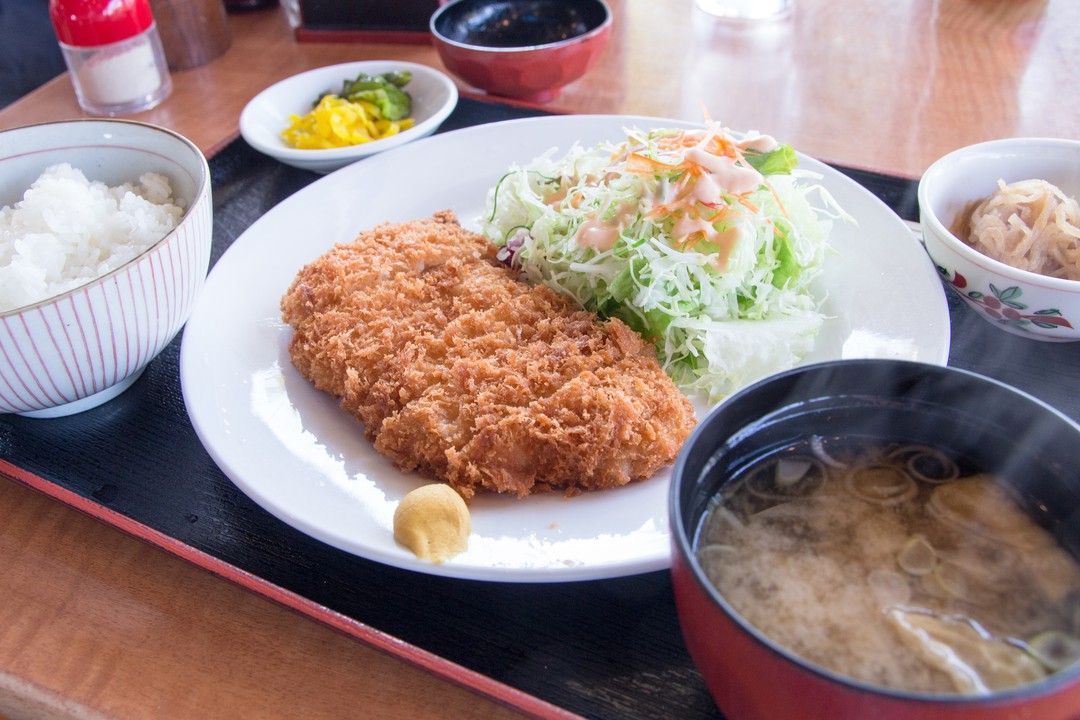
[918,137,1080,342]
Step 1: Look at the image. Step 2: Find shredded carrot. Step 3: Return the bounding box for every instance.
[762,177,789,219]
[735,195,760,214]
[599,125,793,252]
[675,230,707,251]
[655,129,736,159]
[625,152,693,175]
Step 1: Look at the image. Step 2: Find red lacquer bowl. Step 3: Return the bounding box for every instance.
[430,0,612,104]
[670,359,1080,720]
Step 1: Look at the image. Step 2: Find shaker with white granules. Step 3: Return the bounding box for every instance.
[48,0,172,116]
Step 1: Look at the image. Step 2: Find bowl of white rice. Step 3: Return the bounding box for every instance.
[918,137,1080,342]
[0,119,212,417]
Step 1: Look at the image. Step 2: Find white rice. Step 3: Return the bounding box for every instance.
[0,163,185,313]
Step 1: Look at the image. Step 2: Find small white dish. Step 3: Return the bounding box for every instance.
[239,61,458,174]
[919,137,1080,341]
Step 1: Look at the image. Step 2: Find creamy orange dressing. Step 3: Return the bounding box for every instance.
[737,134,779,153]
[690,172,725,206]
[686,147,764,196]
[707,225,746,269]
[672,212,744,269]
[573,202,638,252]
[574,217,622,251]
[668,142,761,267]
[544,181,569,205]
[570,131,769,259]
[672,213,714,243]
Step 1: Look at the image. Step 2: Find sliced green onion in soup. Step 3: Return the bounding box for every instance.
[1026,631,1080,672]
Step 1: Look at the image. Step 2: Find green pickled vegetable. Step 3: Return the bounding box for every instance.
[317,71,413,120]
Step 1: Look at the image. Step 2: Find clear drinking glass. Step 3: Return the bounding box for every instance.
[694,0,793,21]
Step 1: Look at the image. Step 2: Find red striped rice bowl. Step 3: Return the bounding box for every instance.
[0,120,212,417]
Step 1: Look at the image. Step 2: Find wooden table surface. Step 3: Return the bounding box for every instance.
[5,0,1077,178]
[1,1,1077,717]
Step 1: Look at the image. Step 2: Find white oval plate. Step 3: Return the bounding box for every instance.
[239,60,458,174]
[180,115,951,583]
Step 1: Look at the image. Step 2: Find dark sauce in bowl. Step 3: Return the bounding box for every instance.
[433,0,608,48]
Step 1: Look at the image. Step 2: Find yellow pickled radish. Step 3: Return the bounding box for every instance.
[280,94,415,150]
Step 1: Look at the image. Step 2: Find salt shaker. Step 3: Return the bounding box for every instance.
[49,0,173,116]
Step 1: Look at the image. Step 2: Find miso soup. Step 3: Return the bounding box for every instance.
[695,436,1080,695]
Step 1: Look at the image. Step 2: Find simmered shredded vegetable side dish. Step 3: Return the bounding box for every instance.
[965,178,1080,281]
[480,119,852,401]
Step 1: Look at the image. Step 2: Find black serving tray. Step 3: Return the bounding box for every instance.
[5,97,1080,720]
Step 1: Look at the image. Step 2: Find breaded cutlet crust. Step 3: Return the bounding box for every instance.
[281,210,697,498]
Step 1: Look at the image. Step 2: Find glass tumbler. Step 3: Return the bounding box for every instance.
[695,0,793,21]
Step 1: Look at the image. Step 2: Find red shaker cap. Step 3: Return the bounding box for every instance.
[49,0,155,47]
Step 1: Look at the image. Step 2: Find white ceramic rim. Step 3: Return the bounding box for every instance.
[918,136,1080,293]
[0,118,210,319]
[239,61,459,164]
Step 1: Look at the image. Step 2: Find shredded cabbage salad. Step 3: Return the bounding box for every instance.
[479,121,851,401]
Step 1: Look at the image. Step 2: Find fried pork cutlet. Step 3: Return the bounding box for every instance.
[281,210,696,498]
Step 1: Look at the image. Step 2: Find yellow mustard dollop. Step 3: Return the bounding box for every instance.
[393,484,470,563]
